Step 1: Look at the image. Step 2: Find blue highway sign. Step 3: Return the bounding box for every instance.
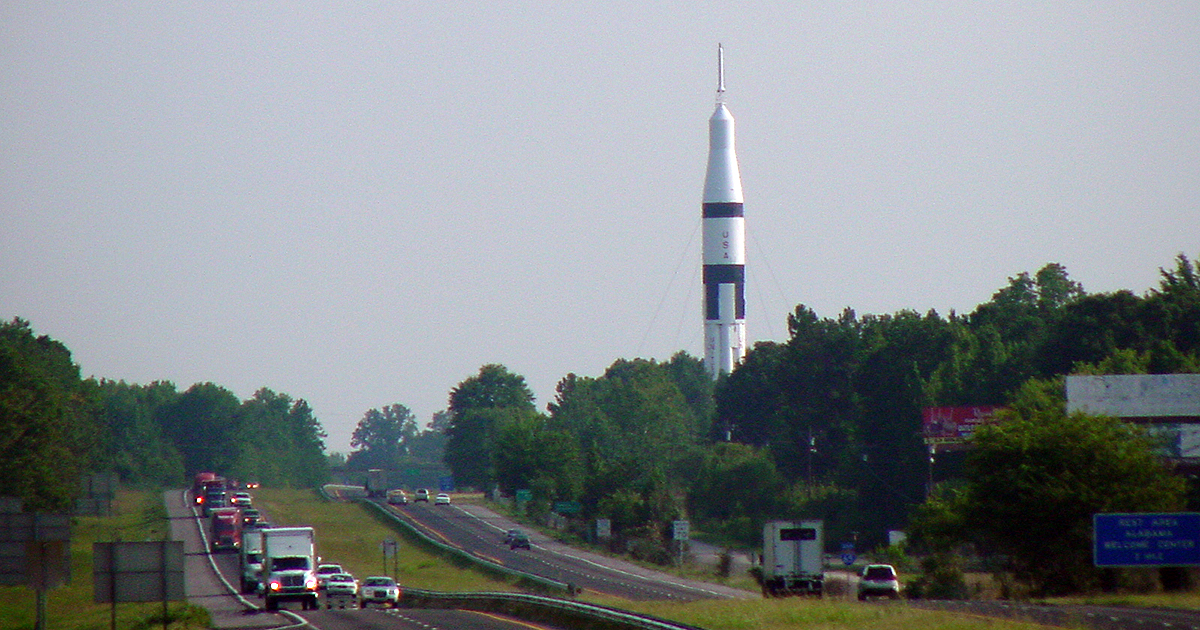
[1094,513,1200,567]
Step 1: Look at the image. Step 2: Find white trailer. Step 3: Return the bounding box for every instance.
[261,527,318,610]
[761,520,824,597]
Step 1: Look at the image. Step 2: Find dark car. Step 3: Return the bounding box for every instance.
[509,532,531,550]
[241,508,261,528]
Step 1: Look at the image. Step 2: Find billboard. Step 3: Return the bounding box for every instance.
[1067,375,1200,421]
[922,406,1002,451]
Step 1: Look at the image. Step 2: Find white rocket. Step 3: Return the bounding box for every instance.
[702,44,746,379]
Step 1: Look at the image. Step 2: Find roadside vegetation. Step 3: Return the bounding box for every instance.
[0,489,208,630]
[611,598,1052,630]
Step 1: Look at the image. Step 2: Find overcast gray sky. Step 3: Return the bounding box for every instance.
[3,2,1197,453]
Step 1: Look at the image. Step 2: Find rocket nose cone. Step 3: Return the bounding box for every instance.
[710,103,734,121]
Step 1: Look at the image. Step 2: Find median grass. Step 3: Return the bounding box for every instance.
[252,487,515,592]
[0,489,209,630]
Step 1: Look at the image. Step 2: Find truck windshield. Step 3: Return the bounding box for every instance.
[273,557,310,571]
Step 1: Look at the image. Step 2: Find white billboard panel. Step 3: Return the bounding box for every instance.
[1066,375,1200,420]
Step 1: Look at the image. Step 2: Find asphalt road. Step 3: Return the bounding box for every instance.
[166,489,563,630]
[383,498,752,601]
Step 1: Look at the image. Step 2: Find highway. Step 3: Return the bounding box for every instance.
[168,487,1200,630]
[165,489,571,630]
[378,497,751,601]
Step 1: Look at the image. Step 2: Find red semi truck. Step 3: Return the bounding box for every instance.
[210,507,243,552]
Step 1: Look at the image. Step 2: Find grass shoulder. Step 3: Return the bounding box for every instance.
[0,488,209,630]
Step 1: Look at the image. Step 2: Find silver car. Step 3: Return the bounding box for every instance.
[857,564,901,600]
[360,576,400,608]
[324,573,359,608]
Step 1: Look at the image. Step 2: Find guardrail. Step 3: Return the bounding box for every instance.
[400,588,708,630]
[357,498,577,596]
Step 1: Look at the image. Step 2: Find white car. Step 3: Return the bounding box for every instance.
[315,563,343,590]
[231,492,253,507]
[360,576,400,608]
[324,573,358,608]
[857,564,901,600]
[435,493,451,505]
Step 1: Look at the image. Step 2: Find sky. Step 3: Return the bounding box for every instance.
[3,3,1197,454]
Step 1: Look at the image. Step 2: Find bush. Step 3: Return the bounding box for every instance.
[907,552,969,600]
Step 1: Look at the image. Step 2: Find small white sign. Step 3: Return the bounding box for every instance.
[596,519,611,539]
[672,520,690,541]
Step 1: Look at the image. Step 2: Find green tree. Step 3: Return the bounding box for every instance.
[348,403,417,469]
[235,388,329,487]
[548,358,701,537]
[0,318,99,511]
[92,379,184,485]
[492,407,582,503]
[406,410,450,465]
[157,382,242,475]
[687,442,783,542]
[444,364,536,488]
[913,378,1185,595]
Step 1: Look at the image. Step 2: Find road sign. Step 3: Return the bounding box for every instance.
[840,542,856,566]
[553,501,582,515]
[1094,513,1200,567]
[672,520,690,541]
[93,541,185,602]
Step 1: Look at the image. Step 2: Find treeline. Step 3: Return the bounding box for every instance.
[437,254,1200,556]
[0,318,329,511]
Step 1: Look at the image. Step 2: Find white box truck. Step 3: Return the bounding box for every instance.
[761,520,824,597]
[260,527,319,610]
[240,528,265,593]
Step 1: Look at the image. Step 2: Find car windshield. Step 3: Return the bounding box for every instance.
[274,557,310,571]
[364,578,395,586]
[318,566,341,574]
[330,574,353,582]
[864,566,895,580]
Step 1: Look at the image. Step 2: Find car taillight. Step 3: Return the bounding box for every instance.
[305,576,318,590]
[269,581,282,591]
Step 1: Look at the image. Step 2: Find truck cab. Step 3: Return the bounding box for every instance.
[261,527,319,611]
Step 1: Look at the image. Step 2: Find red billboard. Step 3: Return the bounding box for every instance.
[922,406,1002,452]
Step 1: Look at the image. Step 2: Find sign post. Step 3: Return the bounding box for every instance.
[381,538,398,578]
